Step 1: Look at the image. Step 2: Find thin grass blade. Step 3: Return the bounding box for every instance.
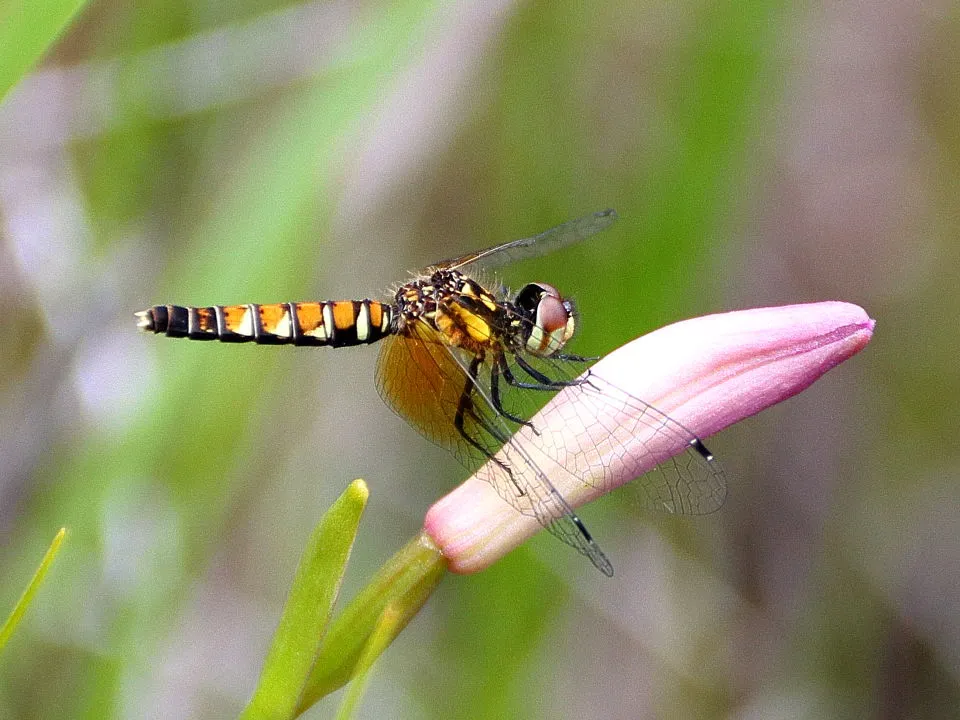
[0,528,67,653]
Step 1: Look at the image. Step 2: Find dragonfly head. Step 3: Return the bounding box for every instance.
[515,282,576,357]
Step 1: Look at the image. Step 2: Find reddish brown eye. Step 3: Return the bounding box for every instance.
[519,282,576,356]
[536,293,569,334]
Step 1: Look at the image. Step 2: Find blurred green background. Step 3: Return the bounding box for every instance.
[1,0,958,717]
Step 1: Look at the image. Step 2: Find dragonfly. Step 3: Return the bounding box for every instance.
[136,209,725,576]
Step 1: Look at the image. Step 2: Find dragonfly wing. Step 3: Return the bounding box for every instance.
[437,209,618,272]
[375,320,614,575]
[375,325,471,457]
[492,347,727,515]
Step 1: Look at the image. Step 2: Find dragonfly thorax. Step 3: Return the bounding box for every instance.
[394,269,505,354]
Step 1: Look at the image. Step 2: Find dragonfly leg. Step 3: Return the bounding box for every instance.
[509,354,584,389]
[551,352,598,363]
[454,357,525,497]
[491,359,536,431]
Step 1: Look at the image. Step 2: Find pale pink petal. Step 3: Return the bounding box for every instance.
[424,301,875,574]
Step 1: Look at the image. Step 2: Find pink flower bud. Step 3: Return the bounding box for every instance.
[424,301,874,574]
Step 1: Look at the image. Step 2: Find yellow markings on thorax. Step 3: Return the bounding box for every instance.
[456,306,494,344]
[459,279,498,313]
[433,302,494,350]
[400,274,504,351]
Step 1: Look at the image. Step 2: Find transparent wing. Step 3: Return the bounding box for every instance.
[375,320,614,575]
[376,302,726,576]
[486,303,726,515]
[496,352,727,515]
[577,373,727,514]
[437,209,618,272]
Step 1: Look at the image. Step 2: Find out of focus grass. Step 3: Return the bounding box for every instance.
[0,0,91,102]
[0,529,66,654]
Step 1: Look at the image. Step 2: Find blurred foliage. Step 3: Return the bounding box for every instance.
[0,0,91,102]
[0,529,66,654]
[1,0,959,718]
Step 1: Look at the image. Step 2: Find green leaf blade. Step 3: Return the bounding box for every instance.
[334,604,404,720]
[297,531,447,713]
[0,0,91,103]
[0,528,67,653]
[240,480,369,720]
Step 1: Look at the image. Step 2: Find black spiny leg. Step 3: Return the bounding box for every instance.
[454,358,509,464]
[454,355,526,498]
[491,358,536,431]
[500,358,559,390]
[552,352,598,362]
[506,354,585,390]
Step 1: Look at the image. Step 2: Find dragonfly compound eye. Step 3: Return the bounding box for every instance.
[517,282,576,356]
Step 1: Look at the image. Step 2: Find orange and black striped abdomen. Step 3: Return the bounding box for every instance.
[136,301,393,347]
